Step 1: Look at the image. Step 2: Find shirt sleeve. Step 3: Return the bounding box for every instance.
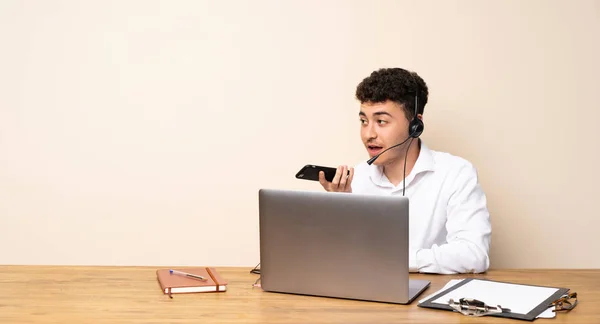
[413,163,492,274]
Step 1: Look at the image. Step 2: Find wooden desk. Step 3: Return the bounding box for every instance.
[0,266,598,323]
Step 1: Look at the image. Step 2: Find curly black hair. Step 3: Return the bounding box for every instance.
[355,68,429,120]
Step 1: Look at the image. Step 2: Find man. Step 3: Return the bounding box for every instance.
[318,67,491,274]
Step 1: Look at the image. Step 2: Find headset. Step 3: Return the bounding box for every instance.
[408,71,424,138]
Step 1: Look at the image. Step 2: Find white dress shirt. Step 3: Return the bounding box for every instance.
[351,140,492,274]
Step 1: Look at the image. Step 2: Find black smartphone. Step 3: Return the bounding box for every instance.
[295,164,348,182]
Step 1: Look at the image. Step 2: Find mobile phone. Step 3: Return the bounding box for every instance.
[295,164,348,182]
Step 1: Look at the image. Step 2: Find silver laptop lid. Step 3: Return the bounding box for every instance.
[258,188,413,303]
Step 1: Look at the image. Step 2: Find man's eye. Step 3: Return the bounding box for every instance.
[360,119,367,124]
[377,120,387,124]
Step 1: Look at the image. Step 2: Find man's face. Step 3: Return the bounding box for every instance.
[359,100,412,166]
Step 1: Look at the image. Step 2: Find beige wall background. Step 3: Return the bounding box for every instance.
[1,0,598,269]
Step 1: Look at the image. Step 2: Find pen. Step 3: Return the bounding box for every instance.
[169,269,208,281]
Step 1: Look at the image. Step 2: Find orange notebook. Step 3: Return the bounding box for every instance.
[156,267,228,298]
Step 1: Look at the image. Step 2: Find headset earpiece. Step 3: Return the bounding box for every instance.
[408,85,424,138]
[409,117,424,138]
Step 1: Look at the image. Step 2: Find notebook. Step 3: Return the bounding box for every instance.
[156,267,228,298]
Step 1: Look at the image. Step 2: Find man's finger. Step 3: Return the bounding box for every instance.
[345,167,355,192]
[339,165,348,189]
[318,171,329,190]
[331,165,343,189]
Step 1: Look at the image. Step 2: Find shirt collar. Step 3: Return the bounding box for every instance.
[369,139,436,188]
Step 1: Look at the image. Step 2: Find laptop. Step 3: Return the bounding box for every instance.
[258,188,430,304]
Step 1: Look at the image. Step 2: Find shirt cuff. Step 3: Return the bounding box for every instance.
[409,248,419,272]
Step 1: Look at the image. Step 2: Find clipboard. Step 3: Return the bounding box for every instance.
[417,278,570,321]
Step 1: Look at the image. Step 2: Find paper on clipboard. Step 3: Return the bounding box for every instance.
[419,279,557,318]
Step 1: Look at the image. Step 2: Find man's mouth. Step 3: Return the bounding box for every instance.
[367,145,384,156]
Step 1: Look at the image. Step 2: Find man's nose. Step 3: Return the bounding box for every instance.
[366,124,377,139]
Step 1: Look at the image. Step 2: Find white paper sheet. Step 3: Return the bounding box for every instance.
[536,306,556,318]
[430,279,559,315]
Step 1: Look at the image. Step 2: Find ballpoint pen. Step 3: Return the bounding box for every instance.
[169,269,208,281]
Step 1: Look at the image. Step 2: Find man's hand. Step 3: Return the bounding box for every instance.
[319,165,354,193]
